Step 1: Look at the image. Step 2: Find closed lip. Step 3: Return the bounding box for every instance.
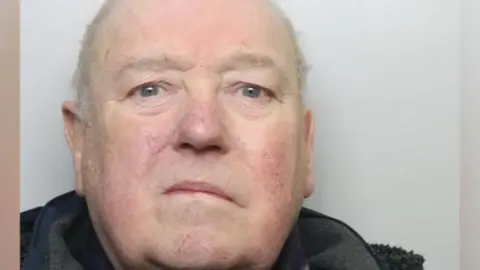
[164,180,233,202]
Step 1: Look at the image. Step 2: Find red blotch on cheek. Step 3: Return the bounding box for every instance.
[251,138,297,201]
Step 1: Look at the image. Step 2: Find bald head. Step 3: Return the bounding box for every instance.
[72,0,308,114]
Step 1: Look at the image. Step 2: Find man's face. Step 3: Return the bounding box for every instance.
[64,0,314,268]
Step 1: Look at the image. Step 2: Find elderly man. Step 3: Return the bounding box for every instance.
[20,0,424,269]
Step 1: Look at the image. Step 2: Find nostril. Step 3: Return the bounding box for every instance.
[203,145,222,153]
[178,142,223,154]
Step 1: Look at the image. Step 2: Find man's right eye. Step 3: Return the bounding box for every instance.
[132,83,165,98]
[126,81,177,109]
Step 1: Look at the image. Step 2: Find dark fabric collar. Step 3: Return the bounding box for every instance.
[63,203,114,270]
[273,225,310,270]
[24,192,309,270]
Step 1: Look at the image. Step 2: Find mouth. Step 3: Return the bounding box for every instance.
[164,180,233,202]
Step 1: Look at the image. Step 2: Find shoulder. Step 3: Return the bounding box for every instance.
[298,207,425,270]
[20,191,84,268]
[20,207,43,267]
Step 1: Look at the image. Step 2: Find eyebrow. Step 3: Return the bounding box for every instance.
[216,52,281,73]
[115,54,194,78]
[216,52,290,88]
[115,52,288,82]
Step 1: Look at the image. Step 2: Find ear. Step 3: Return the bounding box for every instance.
[62,101,86,196]
[303,109,315,198]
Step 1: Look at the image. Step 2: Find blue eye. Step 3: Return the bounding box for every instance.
[242,86,263,98]
[137,84,161,97]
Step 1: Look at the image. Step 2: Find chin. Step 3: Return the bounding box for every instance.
[138,225,269,270]
[146,241,245,270]
[151,254,237,270]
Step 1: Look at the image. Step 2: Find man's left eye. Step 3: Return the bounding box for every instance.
[241,86,264,98]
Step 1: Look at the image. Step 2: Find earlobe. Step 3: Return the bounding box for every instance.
[303,109,315,198]
[62,101,85,195]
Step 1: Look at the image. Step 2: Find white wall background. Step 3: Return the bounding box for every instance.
[20,0,99,211]
[21,1,466,270]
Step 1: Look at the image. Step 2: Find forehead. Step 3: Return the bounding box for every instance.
[93,0,296,76]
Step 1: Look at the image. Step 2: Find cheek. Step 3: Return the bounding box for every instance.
[238,130,302,255]
[243,130,298,206]
[105,130,168,184]
[91,112,174,218]
[102,109,174,180]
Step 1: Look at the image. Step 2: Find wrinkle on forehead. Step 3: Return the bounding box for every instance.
[76,0,307,108]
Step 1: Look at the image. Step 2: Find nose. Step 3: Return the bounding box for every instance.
[174,99,229,155]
